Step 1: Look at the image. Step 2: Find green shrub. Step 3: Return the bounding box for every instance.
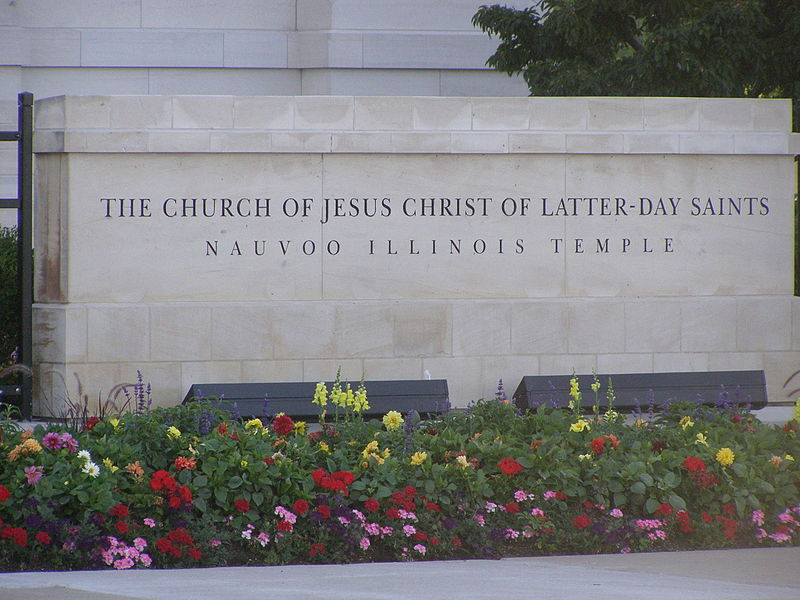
[0,226,18,364]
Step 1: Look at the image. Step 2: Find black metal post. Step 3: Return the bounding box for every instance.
[17,92,33,419]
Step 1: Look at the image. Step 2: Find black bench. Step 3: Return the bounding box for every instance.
[183,379,450,420]
[513,370,767,413]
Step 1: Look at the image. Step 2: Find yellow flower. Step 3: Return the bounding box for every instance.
[715,447,735,467]
[313,382,328,407]
[793,398,800,425]
[578,453,593,462]
[102,458,119,473]
[240,460,248,468]
[591,381,600,393]
[634,419,648,428]
[382,410,404,431]
[569,419,590,433]
[569,377,581,400]
[604,409,620,424]
[109,417,122,432]
[166,426,181,440]
[245,418,263,432]
[353,385,369,413]
[362,440,379,458]
[410,451,428,466]
[318,441,330,454]
[455,455,469,468]
[785,454,795,462]
[680,416,694,430]
[293,421,307,435]
[695,433,708,446]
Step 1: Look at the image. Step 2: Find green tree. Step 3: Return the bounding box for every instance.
[0,227,19,365]
[473,0,800,129]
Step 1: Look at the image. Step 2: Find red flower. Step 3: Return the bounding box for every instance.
[115,521,129,535]
[530,440,542,452]
[430,536,441,546]
[335,471,355,486]
[403,486,417,498]
[426,501,441,512]
[168,528,193,546]
[277,519,293,532]
[188,546,202,560]
[590,437,606,454]
[2,527,28,547]
[364,498,380,513]
[264,457,275,465]
[109,503,129,518]
[505,501,521,514]
[316,505,331,519]
[701,512,713,523]
[0,485,10,503]
[272,414,295,436]
[651,440,667,453]
[452,537,462,547]
[216,423,228,435]
[676,511,692,533]
[722,503,736,516]
[174,456,197,471]
[35,531,51,545]
[582,501,594,510]
[654,503,673,517]
[150,470,176,492]
[572,515,592,530]
[293,499,310,515]
[83,416,100,430]
[497,458,523,475]
[386,507,401,519]
[309,542,325,557]
[233,498,251,513]
[555,491,567,500]
[683,456,707,473]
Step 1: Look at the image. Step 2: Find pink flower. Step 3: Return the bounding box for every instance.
[256,532,270,547]
[133,537,147,551]
[769,533,791,543]
[609,508,623,518]
[413,544,426,555]
[364,523,380,536]
[210,539,222,548]
[403,525,416,536]
[143,518,156,528]
[543,491,557,500]
[24,465,43,485]
[751,510,765,526]
[359,537,371,550]
[42,432,62,450]
[139,554,152,567]
[530,507,545,518]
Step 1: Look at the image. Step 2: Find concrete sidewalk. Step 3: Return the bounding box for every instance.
[0,547,798,600]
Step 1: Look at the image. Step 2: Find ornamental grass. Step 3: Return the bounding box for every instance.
[1,377,799,571]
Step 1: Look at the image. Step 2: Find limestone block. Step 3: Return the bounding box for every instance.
[270,302,336,359]
[54,362,125,413]
[210,132,272,153]
[331,132,393,153]
[538,354,598,377]
[511,302,569,354]
[234,97,294,129]
[241,360,304,383]
[61,131,147,153]
[565,133,624,153]
[301,69,440,97]
[147,132,210,152]
[472,98,530,130]
[623,133,679,154]
[180,361,244,394]
[150,305,212,361]
[763,351,800,405]
[15,0,141,27]
[271,132,332,152]
[354,97,414,130]
[566,301,625,354]
[624,300,682,353]
[211,306,274,360]
[793,298,800,351]
[173,96,234,129]
[33,155,67,303]
[33,305,87,364]
[32,96,65,129]
[412,98,471,131]
[81,30,225,68]
[439,70,530,97]
[22,67,150,96]
[148,68,301,96]
[680,298,737,352]
[362,357,424,381]
[529,97,589,131]
[451,132,507,153]
[110,96,172,129]
[509,133,566,153]
[736,297,791,351]
[481,355,541,398]
[596,353,654,374]
[653,353,709,373]
[87,305,150,362]
[390,132,451,152]
[295,96,354,130]
[331,303,395,357]
[288,32,364,69]
[733,134,789,155]
[27,29,82,67]
[142,0,296,30]
[706,352,765,372]
[302,359,364,383]
[643,98,699,131]
[422,356,483,407]
[63,96,111,129]
[223,32,290,68]
[32,130,64,154]
[393,303,452,357]
[699,99,754,131]
[752,100,792,131]
[587,98,643,131]
[0,29,25,66]
[452,302,511,356]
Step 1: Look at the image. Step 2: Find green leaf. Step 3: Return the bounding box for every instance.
[630,481,646,495]
[731,463,747,478]
[252,492,264,506]
[757,481,774,494]
[608,480,624,493]
[613,493,627,507]
[424,480,435,495]
[227,475,243,489]
[638,473,654,487]
[193,475,208,488]
[667,493,686,511]
[645,498,660,514]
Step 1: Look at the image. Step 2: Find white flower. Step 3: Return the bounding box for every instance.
[82,461,100,477]
[77,449,92,463]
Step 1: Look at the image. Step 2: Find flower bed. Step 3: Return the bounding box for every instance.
[1,377,799,571]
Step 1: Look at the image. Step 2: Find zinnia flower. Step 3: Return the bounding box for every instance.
[24,465,43,485]
[715,447,735,467]
[410,451,428,466]
[166,426,181,440]
[572,515,592,529]
[233,498,251,513]
[497,458,523,475]
[272,414,294,436]
[569,419,590,433]
[382,410,404,431]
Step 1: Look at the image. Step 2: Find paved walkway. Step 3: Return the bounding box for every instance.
[1,547,798,600]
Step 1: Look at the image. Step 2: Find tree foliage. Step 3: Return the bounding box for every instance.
[473,0,800,129]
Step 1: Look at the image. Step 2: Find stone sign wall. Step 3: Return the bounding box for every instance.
[31,95,800,412]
